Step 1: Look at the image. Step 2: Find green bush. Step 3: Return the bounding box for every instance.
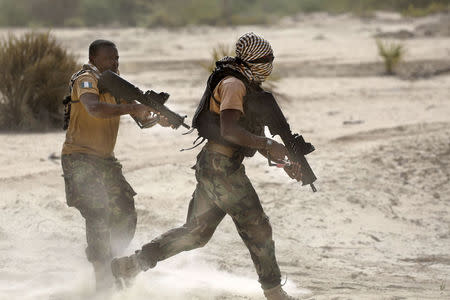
[0,32,78,131]
[1,0,449,27]
[376,39,406,75]
[403,2,449,17]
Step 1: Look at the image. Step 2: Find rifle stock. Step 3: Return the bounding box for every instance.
[98,70,190,129]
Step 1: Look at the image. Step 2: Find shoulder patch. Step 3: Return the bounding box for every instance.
[80,81,93,89]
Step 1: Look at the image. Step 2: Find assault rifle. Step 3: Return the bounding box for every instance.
[98,70,190,129]
[247,91,317,192]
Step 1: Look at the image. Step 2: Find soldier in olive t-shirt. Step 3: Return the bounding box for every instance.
[61,39,166,291]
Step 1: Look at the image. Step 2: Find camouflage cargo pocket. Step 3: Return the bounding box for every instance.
[115,176,137,212]
[196,149,241,177]
[104,160,137,213]
[61,155,77,207]
[61,154,108,211]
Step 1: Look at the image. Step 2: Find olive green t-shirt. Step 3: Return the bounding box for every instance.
[62,72,120,158]
[210,76,246,114]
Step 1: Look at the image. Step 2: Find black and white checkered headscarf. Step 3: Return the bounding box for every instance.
[217,32,274,83]
[235,32,273,82]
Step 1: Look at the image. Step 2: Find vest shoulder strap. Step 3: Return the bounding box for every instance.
[69,64,101,92]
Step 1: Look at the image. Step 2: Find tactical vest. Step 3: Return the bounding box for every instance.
[192,65,264,158]
[63,65,102,130]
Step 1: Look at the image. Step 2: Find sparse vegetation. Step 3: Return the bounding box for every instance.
[202,43,234,73]
[0,0,448,28]
[403,2,449,17]
[0,32,78,131]
[376,39,406,75]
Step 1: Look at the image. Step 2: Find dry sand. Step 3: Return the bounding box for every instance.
[0,13,449,300]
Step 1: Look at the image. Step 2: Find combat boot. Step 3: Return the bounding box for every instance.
[111,251,143,289]
[111,248,158,289]
[263,284,299,300]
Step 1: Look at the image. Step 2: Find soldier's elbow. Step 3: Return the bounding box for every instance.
[85,103,103,118]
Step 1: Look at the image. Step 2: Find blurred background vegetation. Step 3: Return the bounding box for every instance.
[0,0,448,28]
[0,32,78,131]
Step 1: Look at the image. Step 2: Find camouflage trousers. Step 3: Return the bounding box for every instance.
[140,148,282,289]
[61,153,137,264]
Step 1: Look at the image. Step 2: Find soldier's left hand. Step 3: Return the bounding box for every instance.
[158,115,176,128]
[284,162,302,182]
[140,115,160,128]
[131,104,152,120]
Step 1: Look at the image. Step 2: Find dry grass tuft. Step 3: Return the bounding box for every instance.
[0,32,78,131]
[376,39,406,75]
[201,43,234,73]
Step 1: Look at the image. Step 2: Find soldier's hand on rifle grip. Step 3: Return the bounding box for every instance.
[157,115,175,128]
[130,103,152,120]
[264,138,288,162]
[139,113,160,128]
[284,162,302,182]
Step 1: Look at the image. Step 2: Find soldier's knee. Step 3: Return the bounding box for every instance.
[256,215,273,242]
[193,226,215,248]
[125,210,137,231]
[178,221,214,249]
[245,214,273,244]
[111,208,137,232]
[85,243,111,263]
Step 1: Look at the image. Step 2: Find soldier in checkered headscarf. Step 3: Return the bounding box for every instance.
[217,32,275,83]
[111,33,301,300]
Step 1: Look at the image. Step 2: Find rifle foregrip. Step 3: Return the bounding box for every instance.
[99,70,190,130]
[295,154,317,186]
[247,90,317,192]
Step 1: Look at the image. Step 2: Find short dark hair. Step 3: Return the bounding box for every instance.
[88,39,116,57]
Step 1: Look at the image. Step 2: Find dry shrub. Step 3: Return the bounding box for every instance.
[376,39,406,75]
[0,32,78,131]
[202,43,234,73]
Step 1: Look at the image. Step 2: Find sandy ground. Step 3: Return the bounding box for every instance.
[0,13,449,300]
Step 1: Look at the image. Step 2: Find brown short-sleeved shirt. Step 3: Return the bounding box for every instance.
[210,76,246,114]
[61,72,120,158]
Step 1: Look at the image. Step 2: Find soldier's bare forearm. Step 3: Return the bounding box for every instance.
[220,109,267,150]
[89,103,137,118]
[224,125,267,149]
[80,93,139,118]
